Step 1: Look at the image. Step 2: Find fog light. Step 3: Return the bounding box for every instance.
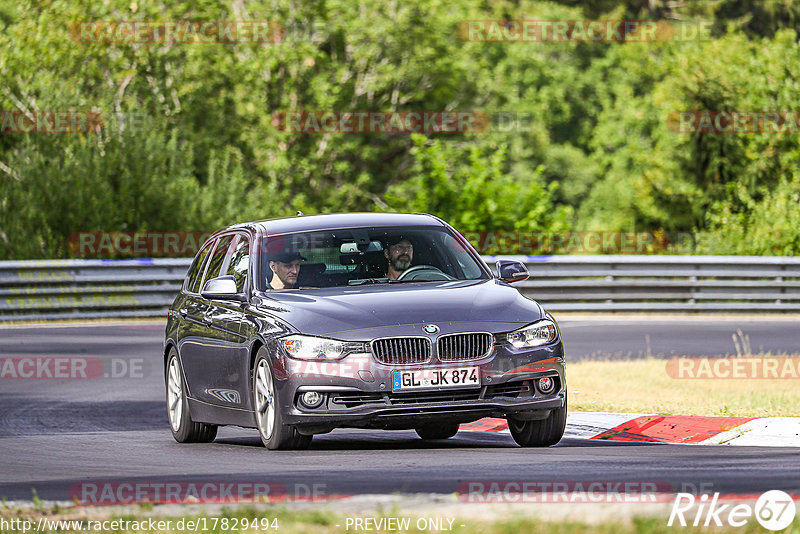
[299,391,324,409]
[537,377,555,394]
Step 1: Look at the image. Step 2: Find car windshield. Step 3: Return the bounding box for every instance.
[258,225,488,290]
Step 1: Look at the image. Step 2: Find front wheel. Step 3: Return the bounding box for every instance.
[507,402,567,447]
[253,347,312,450]
[166,349,217,443]
[415,422,459,440]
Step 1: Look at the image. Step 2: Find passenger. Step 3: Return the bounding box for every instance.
[267,251,305,289]
[384,237,413,280]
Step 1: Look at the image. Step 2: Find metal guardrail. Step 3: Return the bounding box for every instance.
[0,259,190,321]
[495,255,800,312]
[0,255,799,321]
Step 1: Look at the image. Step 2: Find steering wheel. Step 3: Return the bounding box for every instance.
[396,265,455,281]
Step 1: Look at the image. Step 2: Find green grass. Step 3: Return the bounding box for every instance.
[569,356,800,417]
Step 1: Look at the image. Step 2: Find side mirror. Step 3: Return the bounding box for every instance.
[201,275,247,302]
[496,260,529,284]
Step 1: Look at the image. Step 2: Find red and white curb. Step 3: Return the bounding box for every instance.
[461,413,800,446]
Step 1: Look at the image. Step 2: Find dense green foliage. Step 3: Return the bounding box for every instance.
[0,0,798,258]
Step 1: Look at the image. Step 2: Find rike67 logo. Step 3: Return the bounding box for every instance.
[669,490,796,531]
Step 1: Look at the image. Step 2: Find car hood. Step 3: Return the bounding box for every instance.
[253,279,543,339]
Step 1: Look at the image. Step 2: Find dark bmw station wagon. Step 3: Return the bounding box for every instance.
[164,213,566,449]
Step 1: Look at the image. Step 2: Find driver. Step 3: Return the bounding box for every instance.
[267,251,306,289]
[383,236,413,280]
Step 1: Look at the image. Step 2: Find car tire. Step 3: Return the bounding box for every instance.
[415,422,459,440]
[507,401,567,447]
[253,346,312,450]
[166,349,218,443]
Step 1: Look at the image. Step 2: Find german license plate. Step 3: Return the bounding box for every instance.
[392,367,480,391]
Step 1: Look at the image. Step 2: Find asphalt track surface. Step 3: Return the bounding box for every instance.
[1,319,799,503]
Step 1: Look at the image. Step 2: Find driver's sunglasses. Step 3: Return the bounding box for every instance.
[392,244,413,251]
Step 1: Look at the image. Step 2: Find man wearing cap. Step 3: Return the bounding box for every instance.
[267,251,306,289]
[384,237,413,280]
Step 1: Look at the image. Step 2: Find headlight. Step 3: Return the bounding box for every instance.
[506,319,558,348]
[280,335,366,360]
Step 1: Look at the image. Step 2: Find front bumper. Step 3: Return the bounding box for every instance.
[273,341,566,431]
[284,392,565,430]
